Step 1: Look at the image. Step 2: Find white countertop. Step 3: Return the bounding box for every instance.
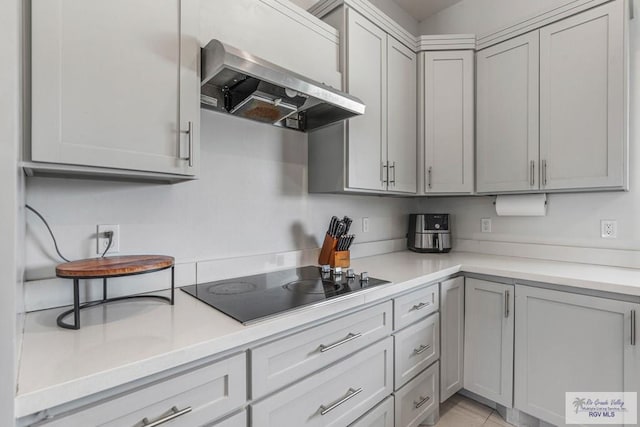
[16,250,640,418]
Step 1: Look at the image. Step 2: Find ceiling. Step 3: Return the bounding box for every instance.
[393,0,464,21]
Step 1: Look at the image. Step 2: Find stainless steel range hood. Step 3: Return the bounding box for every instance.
[201,40,365,132]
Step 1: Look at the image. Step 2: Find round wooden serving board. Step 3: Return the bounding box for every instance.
[56,255,175,279]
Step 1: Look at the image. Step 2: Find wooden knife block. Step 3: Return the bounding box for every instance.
[318,233,337,265]
[330,250,350,269]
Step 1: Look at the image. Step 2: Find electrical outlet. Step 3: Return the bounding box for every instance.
[362,217,370,233]
[481,218,492,233]
[601,220,617,239]
[97,224,120,254]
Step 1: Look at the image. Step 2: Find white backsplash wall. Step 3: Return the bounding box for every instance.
[26,111,417,282]
[419,0,640,266]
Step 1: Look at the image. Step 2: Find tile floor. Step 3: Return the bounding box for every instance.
[423,394,514,427]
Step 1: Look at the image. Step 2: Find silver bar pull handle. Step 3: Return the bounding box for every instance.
[427,166,432,189]
[381,162,389,185]
[180,121,193,167]
[542,160,548,186]
[632,310,636,346]
[412,302,431,311]
[505,290,510,318]
[414,396,431,409]
[141,406,192,427]
[319,387,363,415]
[530,160,535,186]
[389,161,396,186]
[413,344,431,355]
[319,332,362,353]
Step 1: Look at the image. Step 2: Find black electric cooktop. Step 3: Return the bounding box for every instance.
[181,266,389,324]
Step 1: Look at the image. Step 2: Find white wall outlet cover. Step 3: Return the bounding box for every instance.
[600,220,617,239]
[362,217,370,233]
[97,224,120,254]
[481,218,492,233]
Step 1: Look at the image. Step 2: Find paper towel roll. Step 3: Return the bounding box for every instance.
[495,194,547,216]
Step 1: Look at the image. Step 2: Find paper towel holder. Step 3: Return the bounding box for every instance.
[493,193,548,217]
[492,196,548,206]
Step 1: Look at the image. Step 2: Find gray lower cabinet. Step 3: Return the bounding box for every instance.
[439,277,464,402]
[463,278,514,407]
[349,396,394,427]
[251,337,393,427]
[209,410,247,427]
[250,302,392,399]
[514,285,640,426]
[394,361,439,427]
[393,284,439,330]
[31,353,246,426]
[393,313,440,389]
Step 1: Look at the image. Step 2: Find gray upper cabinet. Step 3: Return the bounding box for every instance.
[476,31,539,194]
[464,278,514,408]
[514,285,639,426]
[423,51,474,194]
[387,36,418,194]
[308,7,417,195]
[539,0,627,191]
[30,0,200,179]
[477,0,627,194]
[346,8,387,192]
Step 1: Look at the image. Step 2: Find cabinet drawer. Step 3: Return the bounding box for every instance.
[252,337,393,427]
[394,313,439,389]
[214,410,247,427]
[349,395,394,427]
[251,301,392,398]
[37,353,246,427]
[393,284,439,330]
[394,362,439,427]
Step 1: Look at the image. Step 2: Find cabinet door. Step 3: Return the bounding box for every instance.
[387,36,417,194]
[464,278,514,407]
[31,0,199,176]
[476,31,539,193]
[440,277,464,402]
[539,0,626,191]
[514,285,640,427]
[346,8,387,191]
[424,51,474,194]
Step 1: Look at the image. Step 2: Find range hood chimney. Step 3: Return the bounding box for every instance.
[200,40,365,132]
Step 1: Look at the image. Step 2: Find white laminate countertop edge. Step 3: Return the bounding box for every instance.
[16,251,640,419]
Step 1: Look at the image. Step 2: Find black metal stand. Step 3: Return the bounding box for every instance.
[56,266,175,330]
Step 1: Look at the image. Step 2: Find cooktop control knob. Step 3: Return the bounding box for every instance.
[321,264,331,274]
[346,269,356,279]
[334,267,343,276]
[360,272,369,282]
